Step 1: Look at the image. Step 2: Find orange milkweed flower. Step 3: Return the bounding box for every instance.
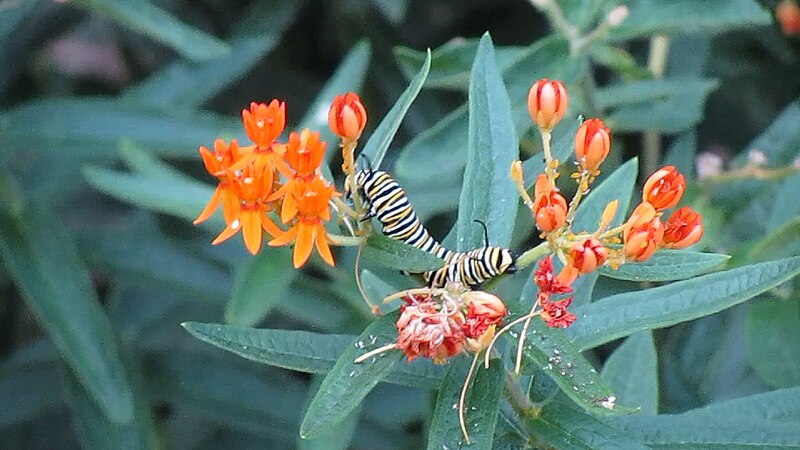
[329,93,367,142]
[569,237,608,274]
[242,100,286,149]
[268,176,337,268]
[527,79,568,132]
[269,129,328,223]
[623,202,665,262]
[663,207,703,249]
[211,161,283,255]
[574,118,611,172]
[462,291,507,339]
[533,175,568,232]
[195,139,246,225]
[643,165,686,210]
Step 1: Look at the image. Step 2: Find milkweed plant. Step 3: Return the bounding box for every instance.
[3,0,800,449]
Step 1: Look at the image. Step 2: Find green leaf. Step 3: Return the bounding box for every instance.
[601,331,658,415]
[738,100,800,165]
[596,78,719,133]
[299,40,371,159]
[456,33,519,250]
[361,234,446,272]
[300,312,403,438]
[573,158,638,233]
[523,319,635,415]
[768,175,800,232]
[682,386,800,422]
[181,322,447,388]
[83,164,223,231]
[599,250,731,282]
[524,399,649,450]
[568,256,800,351]
[609,0,772,41]
[589,44,651,80]
[394,40,528,91]
[71,0,229,61]
[0,363,63,428]
[225,247,295,326]
[746,298,800,388]
[610,414,800,449]
[298,375,360,450]
[0,99,239,158]
[748,215,800,262]
[0,204,134,423]
[426,357,503,450]
[360,49,430,168]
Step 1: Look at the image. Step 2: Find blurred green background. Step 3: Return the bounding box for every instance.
[1,0,799,449]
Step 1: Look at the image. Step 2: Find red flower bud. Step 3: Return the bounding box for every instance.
[463,291,507,339]
[527,79,568,132]
[574,118,611,172]
[569,237,608,274]
[328,93,367,141]
[623,202,664,262]
[643,165,686,210]
[533,175,567,232]
[777,0,800,35]
[663,207,703,249]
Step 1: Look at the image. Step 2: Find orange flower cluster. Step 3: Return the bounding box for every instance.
[512,78,705,328]
[777,0,800,35]
[394,288,507,364]
[195,100,340,268]
[624,165,703,261]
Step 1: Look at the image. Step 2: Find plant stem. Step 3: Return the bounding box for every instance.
[516,242,551,270]
[504,370,540,418]
[642,35,670,178]
[328,233,363,246]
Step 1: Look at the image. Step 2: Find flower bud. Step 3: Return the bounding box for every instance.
[574,118,611,172]
[534,191,568,232]
[328,92,367,141]
[643,165,686,210]
[527,79,568,132]
[777,0,800,35]
[569,237,608,274]
[623,202,664,262]
[663,207,703,249]
[556,265,579,286]
[510,160,524,184]
[463,291,507,339]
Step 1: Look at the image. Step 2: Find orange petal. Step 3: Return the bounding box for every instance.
[194,186,222,224]
[281,195,298,223]
[268,180,291,202]
[212,220,241,245]
[293,224,314,268]
[261,212,283,238]
[274,155,293,179]
[199,146,220,175]
[241,210,263,255]
[220,189,241,225]
[268,224,299,247]
[314,225,335,266]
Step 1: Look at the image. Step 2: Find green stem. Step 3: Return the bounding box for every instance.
[328,234,364,246]
[642,35,670,178]
[504,370,540,418]
[516,242,551,270]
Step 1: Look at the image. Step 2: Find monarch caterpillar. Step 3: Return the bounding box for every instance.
[352,169,516,288]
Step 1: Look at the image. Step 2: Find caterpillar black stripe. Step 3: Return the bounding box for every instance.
[353,169,516,288]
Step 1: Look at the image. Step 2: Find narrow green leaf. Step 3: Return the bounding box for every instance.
[524,399,649,450]
[0,364,63,428]
[300,312,403,438]
[71,0,229,61]
[569,256,800,351]
[523,320,636,415]
[394,40,528,91]
[360,49,430,168]
[609,414,800,449]
[181,322,447,388]
[299,40,371,166]
[298,375,360,450]
[737,100,800,165]
[682,386,800,422]
[426,357,503,450]
[596,78,718,132]
[0,99,240,158]
[589,44,651,80]
[601,331,658,415]
[456,33,519,250]
[599,250,730,282]
[609,0,772,41]
[83,165,224,231]
[746,299,800,388]
[0,204,134,423]
[361,234,446,272]
[573,158,638,233]
[225,247,295,326]
[748,215,800,262]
